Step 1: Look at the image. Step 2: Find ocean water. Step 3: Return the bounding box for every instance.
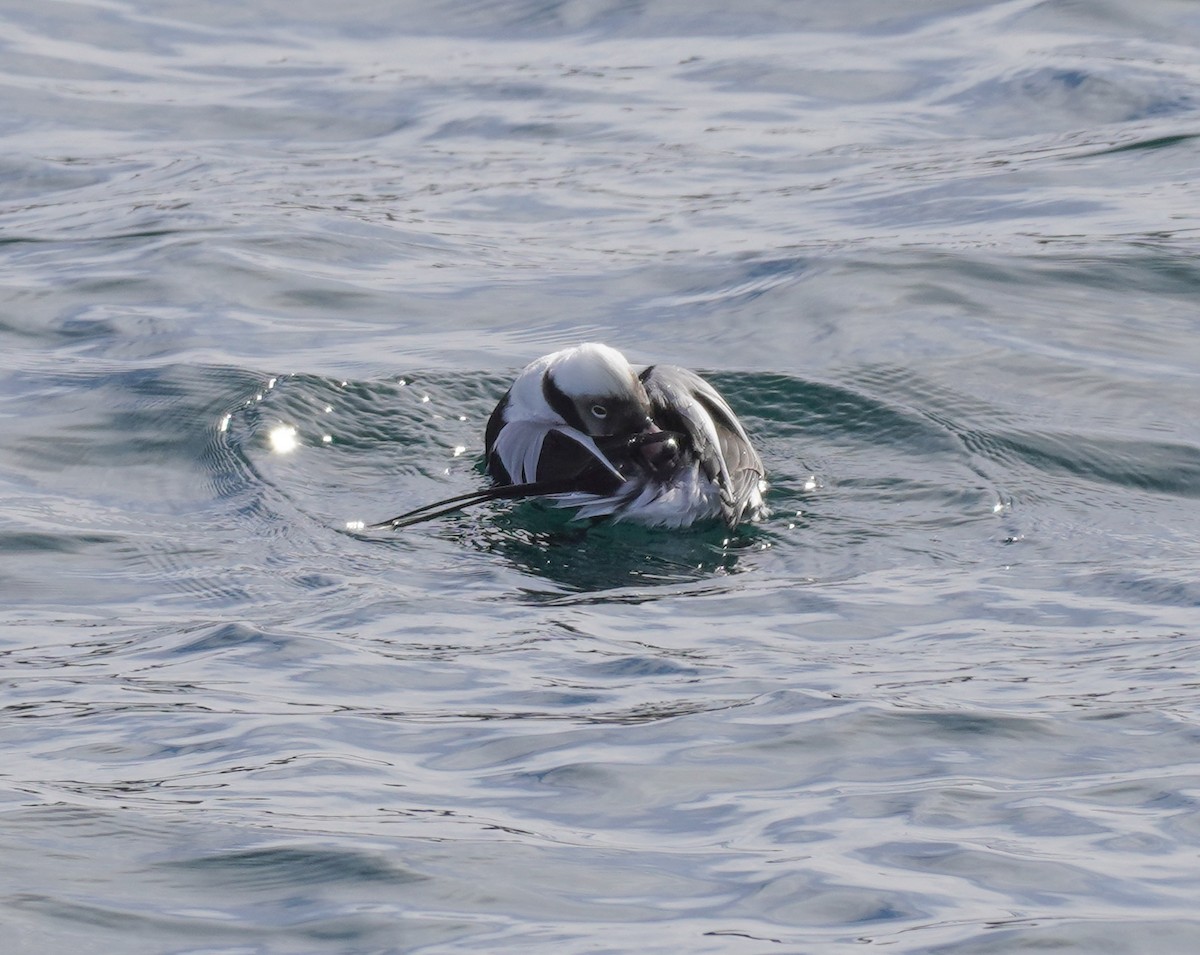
[3,0,1200,951]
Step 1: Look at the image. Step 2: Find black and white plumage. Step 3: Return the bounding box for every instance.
[373,343,767,530]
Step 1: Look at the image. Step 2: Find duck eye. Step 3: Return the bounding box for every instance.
[590,404,608,419]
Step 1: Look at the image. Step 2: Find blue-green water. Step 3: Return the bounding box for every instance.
[4,1,1200,952]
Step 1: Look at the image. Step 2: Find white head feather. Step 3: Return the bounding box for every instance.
[506,343,640,423]
[549,343,639,398]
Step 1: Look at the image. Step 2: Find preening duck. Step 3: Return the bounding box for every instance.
[373,343,767,530]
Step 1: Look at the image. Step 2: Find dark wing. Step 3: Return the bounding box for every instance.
[534,429,626,494]
[484,388,512,482]
[640,364,764,525]
[488,409,627,493]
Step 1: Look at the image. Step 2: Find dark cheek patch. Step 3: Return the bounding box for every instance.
[612,406,648,437]
[542,375,586,431]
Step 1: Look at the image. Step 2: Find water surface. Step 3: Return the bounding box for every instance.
[3,0,1200,952]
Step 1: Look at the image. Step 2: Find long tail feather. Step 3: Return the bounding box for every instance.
[372,430,688,530]
[370,478,581,530]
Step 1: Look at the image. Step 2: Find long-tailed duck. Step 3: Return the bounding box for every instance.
[373,343,766,530]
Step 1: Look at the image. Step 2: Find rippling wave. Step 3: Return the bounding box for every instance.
[5,0,1200,951]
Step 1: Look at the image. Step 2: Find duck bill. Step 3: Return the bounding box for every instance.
[596,425,682,478]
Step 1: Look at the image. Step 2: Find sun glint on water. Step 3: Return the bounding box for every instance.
[268,424,300,454]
